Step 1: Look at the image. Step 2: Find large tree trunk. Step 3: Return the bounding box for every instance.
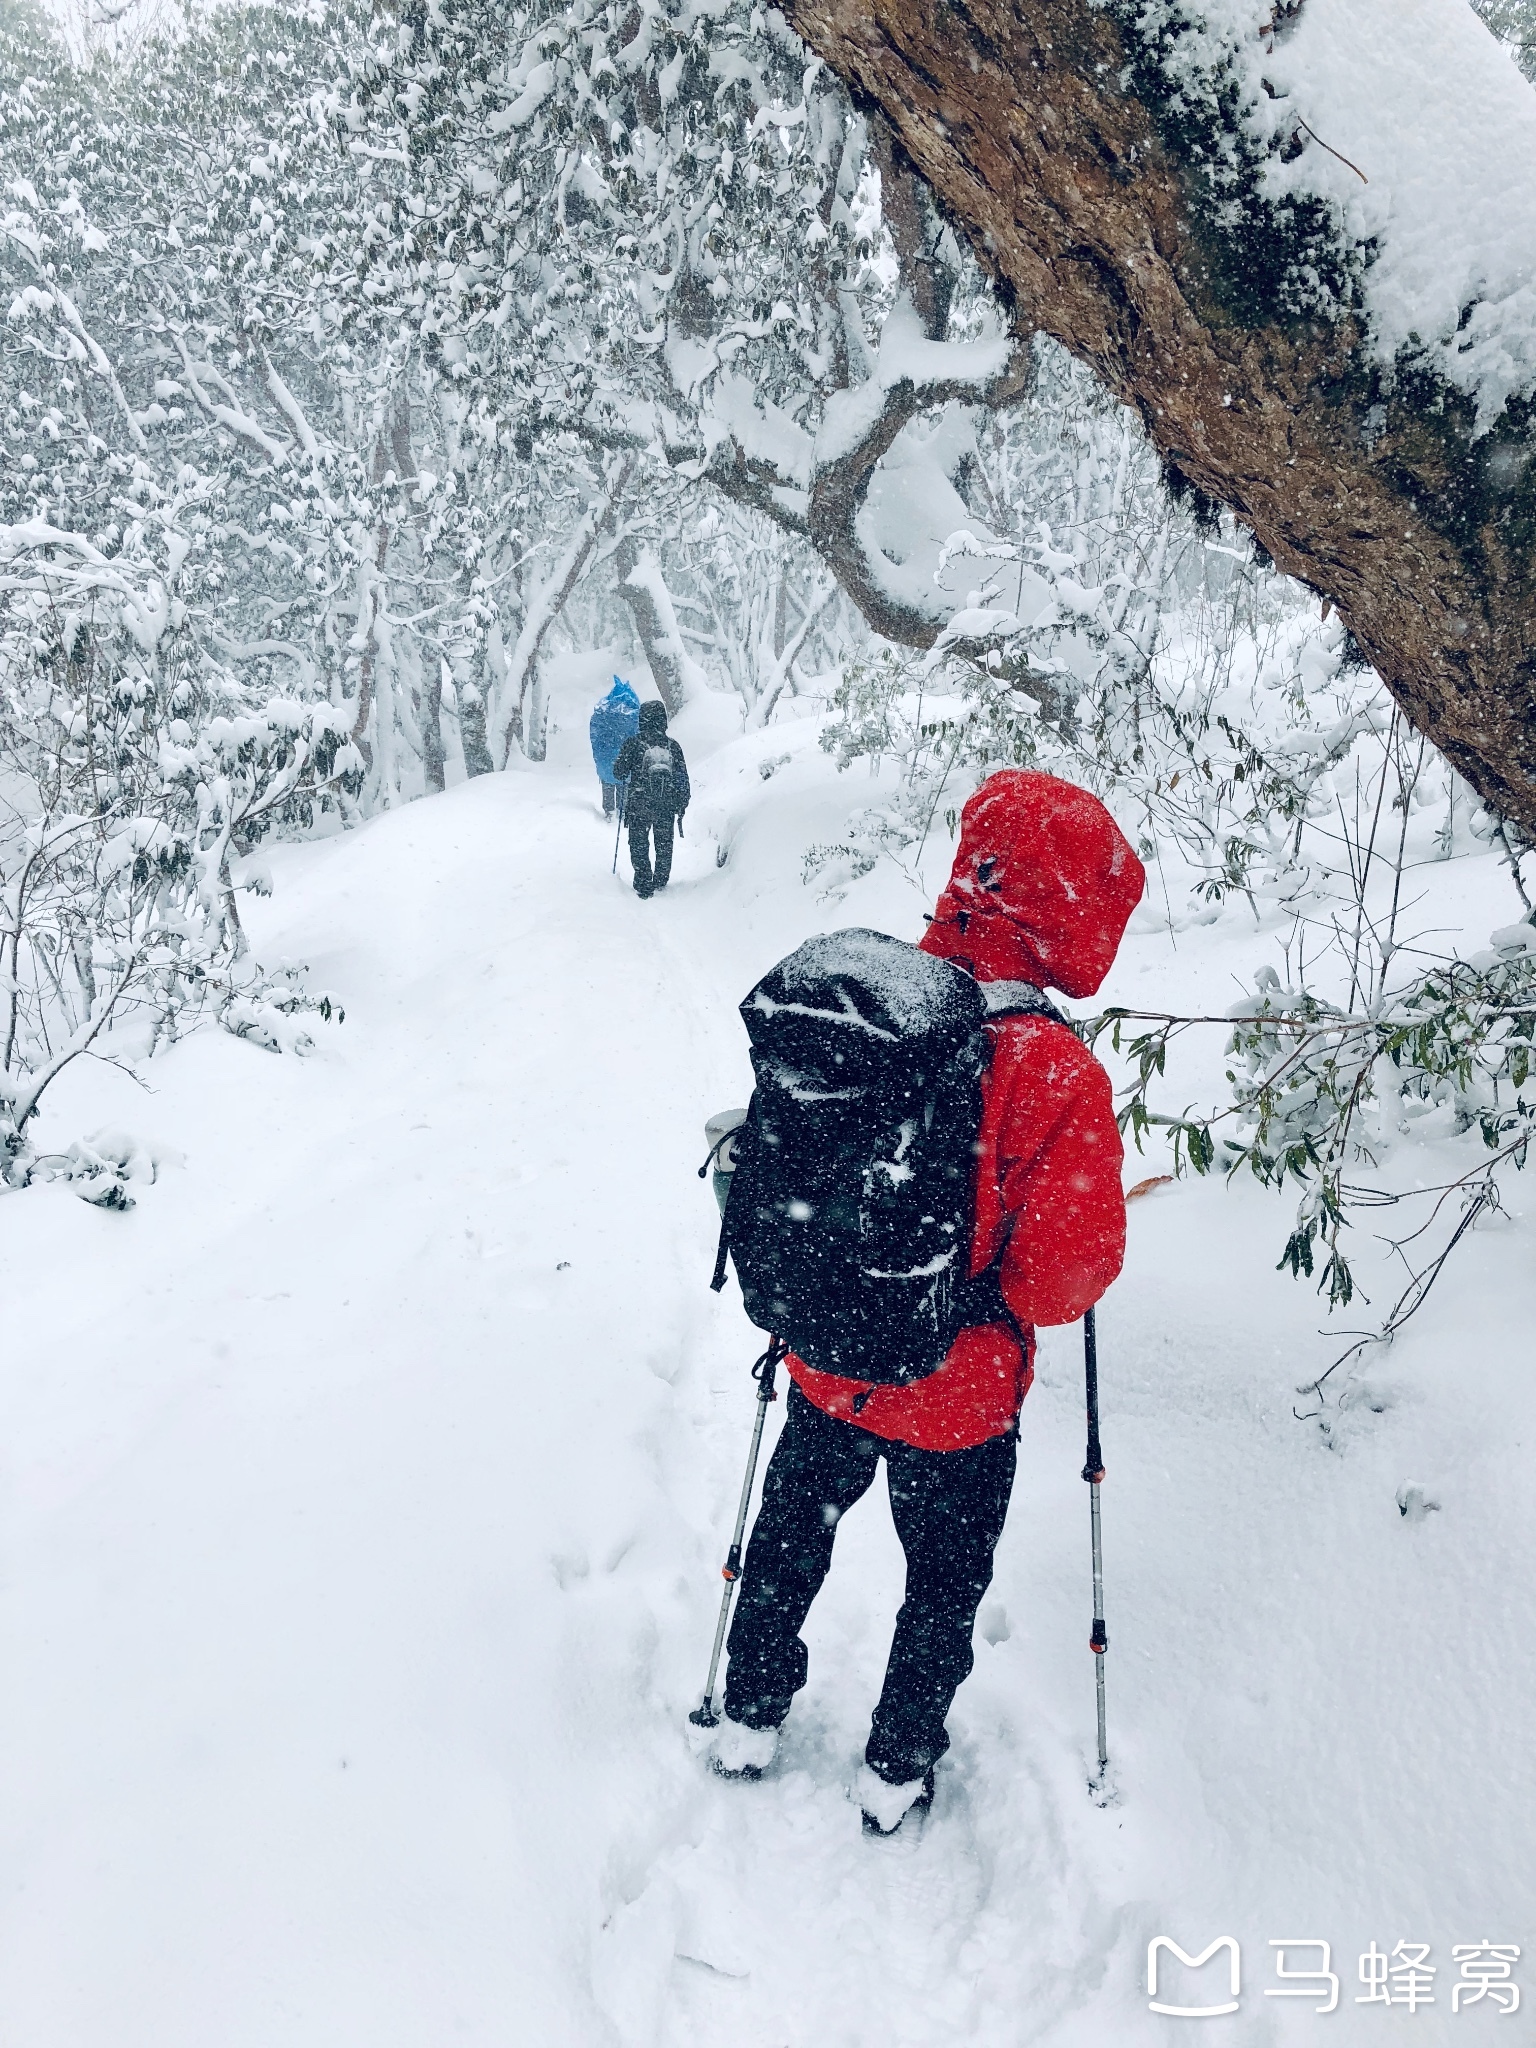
[451,644,496,779]
[614,534,688,715]
[418,653,447,795]
[783,0,1536,833]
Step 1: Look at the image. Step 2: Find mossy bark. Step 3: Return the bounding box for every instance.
[784,0,1536,830]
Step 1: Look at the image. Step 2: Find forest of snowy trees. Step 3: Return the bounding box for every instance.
[5,0,1536,1323]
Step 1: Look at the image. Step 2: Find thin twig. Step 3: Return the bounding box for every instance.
[1493,819,1533,915]
[1297,1177,1498,1404]
[1293,118,1369,185]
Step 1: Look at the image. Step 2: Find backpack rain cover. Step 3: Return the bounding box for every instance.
[719,929,998,1386]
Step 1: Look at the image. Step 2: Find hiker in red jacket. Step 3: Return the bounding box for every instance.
[710,771,1145,1831]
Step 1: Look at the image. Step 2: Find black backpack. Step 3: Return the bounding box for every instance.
[641,742,674,811]
[711,928,1023,1387]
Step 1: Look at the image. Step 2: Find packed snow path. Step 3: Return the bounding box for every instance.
[4,699,1535,2044]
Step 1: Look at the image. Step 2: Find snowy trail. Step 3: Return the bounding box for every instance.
[4,699,1536,2044]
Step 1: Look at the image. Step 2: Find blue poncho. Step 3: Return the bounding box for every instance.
[590,678,640,785]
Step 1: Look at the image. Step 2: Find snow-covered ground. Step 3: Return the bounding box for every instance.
[4,669,1535,2044]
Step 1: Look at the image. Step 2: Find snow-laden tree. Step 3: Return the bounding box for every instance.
[802,329,1536,1332]
[664,497,846,724]
[0,0,370,1188]
[1474,0,1536,79]
[813,339,1373,896]
[347,0,1033,664]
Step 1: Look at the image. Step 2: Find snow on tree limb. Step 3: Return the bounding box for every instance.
[354,0,1037,655]
[781,0,1536,832]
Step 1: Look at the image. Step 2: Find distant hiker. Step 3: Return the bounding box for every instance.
[589,676,640,817]
[613,700,690,899]
[704,770,1145,1833]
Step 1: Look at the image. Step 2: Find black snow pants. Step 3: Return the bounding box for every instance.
[628,811,674,897]
[724,1381,1017,1784]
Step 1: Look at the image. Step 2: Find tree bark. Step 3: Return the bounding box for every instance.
[452,644,496,779]
[782,0,1536,832]
[615,533,688,715]
[387,378,447,795]
[419,652,446,795]
[801,355,1026,646]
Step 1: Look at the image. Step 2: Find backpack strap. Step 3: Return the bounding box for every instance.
[955,1250,1027,1346]
[980,979,1065,1026]
[709,1154,737,1292]
[710,1208,732,1293]
[959,999,1042,1365]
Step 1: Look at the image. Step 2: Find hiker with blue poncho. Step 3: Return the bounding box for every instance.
[589,677,640,817]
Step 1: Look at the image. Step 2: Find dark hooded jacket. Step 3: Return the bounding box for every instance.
[613,701,690,824]
[786,771,1146,1452]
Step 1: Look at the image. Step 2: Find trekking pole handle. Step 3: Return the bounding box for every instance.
[752,1336,785,1399]
[1082,1304,1105,1483]
[715,1341,783,1581]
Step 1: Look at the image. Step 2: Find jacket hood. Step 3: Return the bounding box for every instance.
[604,678,640,709]
[919,771,1144,999]
[638,700,669,741]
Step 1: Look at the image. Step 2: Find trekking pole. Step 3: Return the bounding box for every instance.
[1083,1306,1109,1781]
[611,784,626,875]
[689,1335,788,1729]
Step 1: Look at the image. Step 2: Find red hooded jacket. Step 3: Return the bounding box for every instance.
[786,772,1145,1451]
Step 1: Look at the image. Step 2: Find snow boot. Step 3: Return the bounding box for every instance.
[855,1762,936,1836]
[709,1716,780,1781]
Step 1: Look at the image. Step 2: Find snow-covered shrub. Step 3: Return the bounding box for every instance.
[1089,709,1536,1330]
[1097,930,1536,1316]
[0,532,361,1187]
[0,0,404,1192]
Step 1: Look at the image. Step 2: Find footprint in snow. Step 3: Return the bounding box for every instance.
[1397,1481,1442,1521]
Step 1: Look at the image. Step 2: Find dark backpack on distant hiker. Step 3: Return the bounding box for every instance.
[641,743,675,814]
[711,928,1036,1387]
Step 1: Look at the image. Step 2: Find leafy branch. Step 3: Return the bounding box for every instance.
[1088,940,1536,1314]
